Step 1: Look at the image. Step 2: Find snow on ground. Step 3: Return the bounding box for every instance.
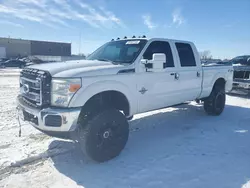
[0,69,21,76]
[0,73,250,188]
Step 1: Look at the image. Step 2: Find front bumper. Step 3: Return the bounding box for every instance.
[17,96,81,134]
[232,79,250,90]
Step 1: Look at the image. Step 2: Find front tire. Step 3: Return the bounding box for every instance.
[77,109,129,163]
[204,85,226,116]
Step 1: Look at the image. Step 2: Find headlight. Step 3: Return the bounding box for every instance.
[51,78,81,107]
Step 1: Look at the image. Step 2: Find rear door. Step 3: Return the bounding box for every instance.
[174,42,202,101]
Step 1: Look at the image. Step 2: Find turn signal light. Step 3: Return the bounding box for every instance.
[69,84,81,92]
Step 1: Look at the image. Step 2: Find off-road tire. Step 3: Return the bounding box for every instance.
[204,85,226,116]
[77,108,129,163]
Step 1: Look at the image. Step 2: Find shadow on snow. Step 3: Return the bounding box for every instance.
[49,103,250,188]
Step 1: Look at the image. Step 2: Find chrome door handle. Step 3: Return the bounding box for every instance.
[170,72,179,80]
[175,73,180,80]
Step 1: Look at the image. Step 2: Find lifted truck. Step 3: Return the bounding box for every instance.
[17,37,233,162]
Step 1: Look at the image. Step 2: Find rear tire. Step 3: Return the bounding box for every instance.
[77,108,129,163]
[204,85,226,116]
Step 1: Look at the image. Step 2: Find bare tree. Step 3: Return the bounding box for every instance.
[199,50,212,60]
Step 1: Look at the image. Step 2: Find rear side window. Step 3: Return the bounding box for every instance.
[143,41,174,68]
[175,43,196,67]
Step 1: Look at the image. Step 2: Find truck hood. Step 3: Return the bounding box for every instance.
[28,60,125,77]
[233,64,250,71]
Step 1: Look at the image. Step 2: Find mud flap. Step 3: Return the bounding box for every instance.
[16,106,24,137]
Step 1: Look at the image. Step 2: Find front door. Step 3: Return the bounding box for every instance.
[137,40,182,113]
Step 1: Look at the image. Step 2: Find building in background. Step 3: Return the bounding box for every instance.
[0,37,71,61]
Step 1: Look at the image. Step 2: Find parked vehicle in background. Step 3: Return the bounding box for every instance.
[0,58,9,62]
[17,37,233,163]
[201,59,222,65]
[1,59,26,68]
[231,55,250,92]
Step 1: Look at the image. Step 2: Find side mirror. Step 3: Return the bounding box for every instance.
[142,53,166,72]
[152,53,166,62]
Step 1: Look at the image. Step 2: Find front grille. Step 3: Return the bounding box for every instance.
[233,71,250,79]
[20,68,51,108]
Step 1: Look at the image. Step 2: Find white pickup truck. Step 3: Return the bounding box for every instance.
[17,37,233,162]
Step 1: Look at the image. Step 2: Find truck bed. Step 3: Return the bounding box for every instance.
[200,65,233,98]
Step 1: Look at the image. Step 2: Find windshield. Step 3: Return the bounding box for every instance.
[87,39,147,64]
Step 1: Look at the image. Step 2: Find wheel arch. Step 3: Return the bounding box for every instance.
[69,80,135,117]
[213,77,226,90]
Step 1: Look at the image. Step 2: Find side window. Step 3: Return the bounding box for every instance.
[143,41,174,68]
[175,43,196,67]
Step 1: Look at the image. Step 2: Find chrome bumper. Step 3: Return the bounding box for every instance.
[233,79,250,90]
[17,96,81,132]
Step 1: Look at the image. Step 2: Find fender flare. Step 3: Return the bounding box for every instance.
[69,80,136,116]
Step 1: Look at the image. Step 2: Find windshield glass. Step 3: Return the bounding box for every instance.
[87,39,147,64]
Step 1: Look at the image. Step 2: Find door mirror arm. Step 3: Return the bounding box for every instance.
[141,59,153,72]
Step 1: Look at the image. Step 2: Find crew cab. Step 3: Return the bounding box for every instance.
[17,37,233,162]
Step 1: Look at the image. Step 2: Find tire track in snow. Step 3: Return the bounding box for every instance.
[0,145,74,181]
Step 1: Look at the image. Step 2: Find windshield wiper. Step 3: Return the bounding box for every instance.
[96,58,120,65]
[95,58,131,65]
[96,58,111,62]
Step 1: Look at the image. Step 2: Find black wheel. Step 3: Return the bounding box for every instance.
[204,85,226,116]
[77,108,129,163]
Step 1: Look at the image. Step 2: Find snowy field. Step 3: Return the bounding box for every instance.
[0,69,250,188]
[0,69,21,77]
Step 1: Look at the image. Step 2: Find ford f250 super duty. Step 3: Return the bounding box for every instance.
[17,37,234,162]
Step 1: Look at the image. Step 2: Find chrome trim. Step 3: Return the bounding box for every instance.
[20,76,42,106]
[21,92,40,102]
[36,77,42,106]
[17,96,81,132]
[21,77,40,84]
